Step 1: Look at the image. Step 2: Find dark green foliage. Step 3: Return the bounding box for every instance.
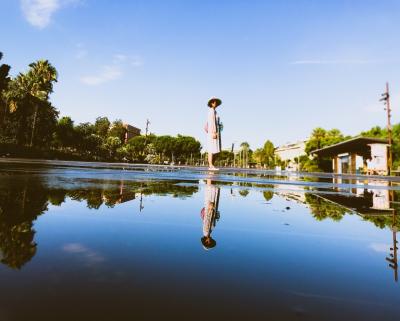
[94,116,111,138]
[252,140,275,168]
[305,193,349,221]
[0,175,198,269]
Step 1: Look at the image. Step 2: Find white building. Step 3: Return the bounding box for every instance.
[274,141,307,171]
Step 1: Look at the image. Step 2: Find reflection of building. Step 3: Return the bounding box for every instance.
[312,137,389,175]
[274,141,306,171]
[310,188,398,282]
[123,124,141,143]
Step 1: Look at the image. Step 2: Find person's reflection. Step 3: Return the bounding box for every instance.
[200,179,220,250]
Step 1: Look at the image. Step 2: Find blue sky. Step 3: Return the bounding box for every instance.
[1,0,400,150]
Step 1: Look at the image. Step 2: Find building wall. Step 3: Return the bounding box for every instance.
[123,124,141,142]
[275,141,306,161]
[366,143,388,174]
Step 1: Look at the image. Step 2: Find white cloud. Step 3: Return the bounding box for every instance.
[113,54,143,67]
[20,0,81,29]
[80,65,123,85]
[75,43,88,59]
[80,53,143,86]
[369,242,389,253]
[63,243,105,264]
[290,59,378,65]
[113,54,128,62]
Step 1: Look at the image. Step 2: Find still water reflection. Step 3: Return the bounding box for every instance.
[0,164,399,320]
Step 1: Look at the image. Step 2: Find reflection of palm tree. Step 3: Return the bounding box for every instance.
[0,176,202,269]
[0,176,48,269]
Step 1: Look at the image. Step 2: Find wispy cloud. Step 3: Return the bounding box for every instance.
[75,43,88,59]
[20,0,81,29]
[369,242,390,253]
[80,53,143,86]
[63,243,105,265]
[112,54,143,67]
[80,65,123,85]
[290,59,378,65]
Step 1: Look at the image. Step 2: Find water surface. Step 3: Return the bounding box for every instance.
[0,161,398,321]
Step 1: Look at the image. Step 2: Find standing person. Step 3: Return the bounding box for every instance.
[204,97,222,170]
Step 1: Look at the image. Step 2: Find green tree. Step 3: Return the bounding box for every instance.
[253,140,275,168]
[53,116,75,149]
[153,135,176,162]
[74,122,103,156]
[305,128,346,154]
[94,116,110,138]
[304,128,348,172]
[108,119,126,142]
[4,60,58,146]
[0,52,11,129]
[105,136,122,159]
[126,135,148,161]
[24,60,58,146]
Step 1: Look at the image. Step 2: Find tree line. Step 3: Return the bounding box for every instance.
[0,52,201,163]
[1,52,397,169]
[235,123,399,172]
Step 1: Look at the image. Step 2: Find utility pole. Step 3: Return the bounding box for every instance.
[380,82,393,175]
[145,119,150,137]
[386,208,398,282]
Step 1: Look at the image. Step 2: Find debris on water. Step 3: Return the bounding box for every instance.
[286,206,291,210]
[284,223,290,226]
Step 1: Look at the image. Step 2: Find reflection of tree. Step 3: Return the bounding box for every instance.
[0,176,49,269]
[305,194,349,222]
[47,189,67,206]
[263,191,273,202]
[137,181,198,198]
[362,212,400,230]
[238,189,249,197]
[0,177,199,269]
[46,180,199,210]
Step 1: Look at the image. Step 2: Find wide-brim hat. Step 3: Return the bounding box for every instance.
[201,236,217,250]
[207,97,222,107]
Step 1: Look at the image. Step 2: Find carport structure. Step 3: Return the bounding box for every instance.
[311,136,389,175]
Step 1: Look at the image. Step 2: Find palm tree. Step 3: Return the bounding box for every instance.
[240,142,250,168]
[25,60,57,146]
[5,60,57,146]
[0,52,11,126]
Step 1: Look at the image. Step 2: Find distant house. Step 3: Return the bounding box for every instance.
[311,136,389,175]
[123,124,141,143]
[274,141,307,171]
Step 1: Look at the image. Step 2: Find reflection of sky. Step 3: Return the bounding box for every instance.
[0,183,398,320]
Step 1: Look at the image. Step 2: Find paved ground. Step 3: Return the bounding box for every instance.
[1,157,400,191]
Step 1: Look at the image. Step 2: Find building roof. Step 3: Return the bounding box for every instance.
[123,124,141,131]
[311,136,388,158]
[275,141,306,152]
